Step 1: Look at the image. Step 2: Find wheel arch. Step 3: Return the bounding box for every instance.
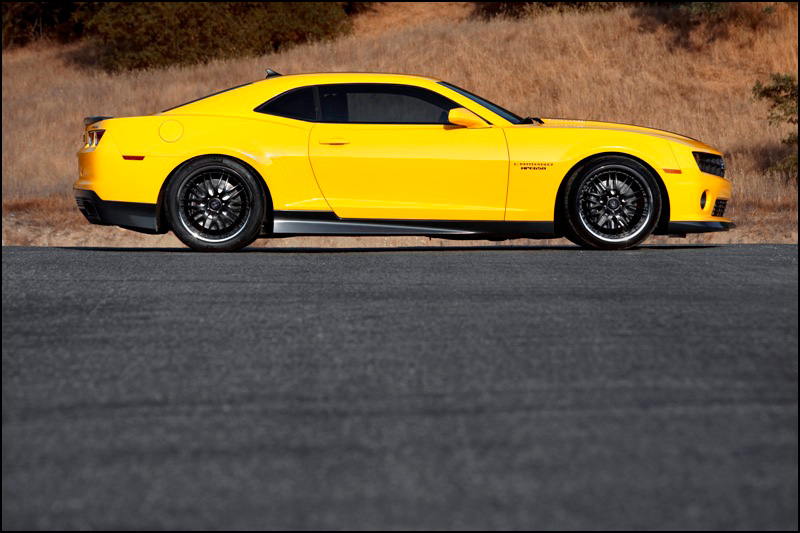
[553,151,670,236]
[156,153,274,232]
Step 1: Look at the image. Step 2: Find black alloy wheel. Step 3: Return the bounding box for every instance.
[562,156,661,250]
[166,156,267,252]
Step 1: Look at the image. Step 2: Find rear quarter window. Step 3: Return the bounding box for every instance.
[255,87,316,121]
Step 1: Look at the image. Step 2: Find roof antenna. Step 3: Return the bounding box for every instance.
[265,68,282,79]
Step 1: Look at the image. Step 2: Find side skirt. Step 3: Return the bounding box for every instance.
[267,210,556,239]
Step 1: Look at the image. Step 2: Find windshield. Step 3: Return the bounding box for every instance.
[438,81,525,124]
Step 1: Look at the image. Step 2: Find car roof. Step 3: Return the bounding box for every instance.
[254,72,441,85]
[162,72,445,116]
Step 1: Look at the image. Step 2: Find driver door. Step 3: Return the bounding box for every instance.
[308,83,509,220]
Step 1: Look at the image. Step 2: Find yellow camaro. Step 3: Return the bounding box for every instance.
[75,71,733,251]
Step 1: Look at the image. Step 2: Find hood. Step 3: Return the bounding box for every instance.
[520,118,717,152]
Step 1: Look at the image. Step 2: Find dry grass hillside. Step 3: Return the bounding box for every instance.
[2,2,797,247]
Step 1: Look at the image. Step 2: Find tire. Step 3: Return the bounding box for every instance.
[561,156,661,250]
[166,156,266,252]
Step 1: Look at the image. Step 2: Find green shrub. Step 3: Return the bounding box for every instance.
[753,73,799,179]
[86,2,351,70]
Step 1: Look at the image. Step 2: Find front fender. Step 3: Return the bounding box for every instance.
[503,127,681,221]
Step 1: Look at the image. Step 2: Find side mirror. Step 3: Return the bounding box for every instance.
[447,107,489,128]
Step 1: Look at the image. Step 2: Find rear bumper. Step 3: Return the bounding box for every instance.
[74,189,163,234]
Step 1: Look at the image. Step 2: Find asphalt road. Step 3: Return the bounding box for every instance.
[2,244,798,530]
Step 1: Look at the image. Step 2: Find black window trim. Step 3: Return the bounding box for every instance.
[254,83,468,125]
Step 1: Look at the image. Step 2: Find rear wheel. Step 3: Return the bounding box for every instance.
[166,156,266,252]
[562,156,661,250]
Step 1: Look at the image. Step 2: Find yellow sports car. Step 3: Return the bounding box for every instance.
[75,71,733,251]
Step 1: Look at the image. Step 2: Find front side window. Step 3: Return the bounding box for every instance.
[317,84,459,124]
[255,86,316,121]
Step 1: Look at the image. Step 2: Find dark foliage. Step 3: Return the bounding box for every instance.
[3,2,366,70]
[632,2,780,50]
[2,1,102,48]
[472,2,631,18]
[343,2,376,15]
[86,2,351,70]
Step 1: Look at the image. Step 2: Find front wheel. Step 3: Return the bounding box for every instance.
[166,156,266,252]
[562,156,661,250]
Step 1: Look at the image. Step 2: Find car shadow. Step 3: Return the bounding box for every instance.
[58,244,720,254]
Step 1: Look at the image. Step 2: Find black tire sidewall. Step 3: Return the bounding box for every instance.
[166,156,266,252]
[564,156,661,250]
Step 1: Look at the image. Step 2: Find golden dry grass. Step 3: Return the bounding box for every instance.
[2,2,797,247]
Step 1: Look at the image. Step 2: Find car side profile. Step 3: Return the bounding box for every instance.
[75,71,733,251]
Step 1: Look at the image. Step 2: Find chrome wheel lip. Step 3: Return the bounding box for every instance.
[577,164,653,243]
[177,166,252,244]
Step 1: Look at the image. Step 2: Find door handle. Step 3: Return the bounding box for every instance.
[318,138,350,145]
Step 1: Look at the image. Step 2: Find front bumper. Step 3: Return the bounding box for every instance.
[666,220,736,235]
[660,144,734,232]
[74,189,163,234]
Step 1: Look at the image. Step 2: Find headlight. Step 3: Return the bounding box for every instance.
[693,152,725,177]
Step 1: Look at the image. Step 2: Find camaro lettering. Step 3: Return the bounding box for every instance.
[515,162,553,171]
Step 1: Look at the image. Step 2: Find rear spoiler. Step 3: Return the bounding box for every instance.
[84,116,113,126]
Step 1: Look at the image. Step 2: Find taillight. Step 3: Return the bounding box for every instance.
[86,129,105,147]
